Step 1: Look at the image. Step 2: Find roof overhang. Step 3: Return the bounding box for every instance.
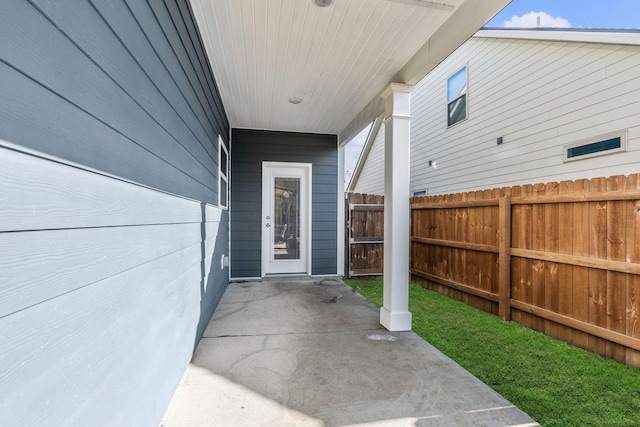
[476,28,640,46]
[190,0,511,144]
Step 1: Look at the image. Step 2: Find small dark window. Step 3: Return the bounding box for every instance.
[566,136,622,160]
[220,146,228,174]
[220,179,228,207]
[447,66,467,127]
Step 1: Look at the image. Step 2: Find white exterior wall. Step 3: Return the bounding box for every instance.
[353,122,386,195]
[410,34,640,195]
[0,145,229,426]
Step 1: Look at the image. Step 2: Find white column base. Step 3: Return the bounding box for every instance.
[380,307,412,332]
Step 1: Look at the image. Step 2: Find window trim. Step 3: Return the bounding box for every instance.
[563,131,627,163]
[447,65,468,128]
[218,135,229,209]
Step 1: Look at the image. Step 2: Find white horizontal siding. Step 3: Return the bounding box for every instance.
[0,247,203,426]
[0,146,227,426]
[0,145,202,232]
[409,36,640,195]
[0,223,202,318]
[353,122,385,195]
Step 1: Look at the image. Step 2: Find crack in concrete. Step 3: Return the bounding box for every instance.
[220,335,268,377]
[209,301,249,322]
[202,327,385,339]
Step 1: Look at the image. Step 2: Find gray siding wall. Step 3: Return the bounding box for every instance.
[231,129,338,278]
[0,1,229,426]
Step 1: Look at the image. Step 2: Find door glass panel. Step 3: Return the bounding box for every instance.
[273,177,300,260]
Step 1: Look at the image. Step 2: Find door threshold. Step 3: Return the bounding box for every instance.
[263,273,342,278]
[262,274,312,282]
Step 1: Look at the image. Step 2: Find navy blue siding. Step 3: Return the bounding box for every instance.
[231,129,338,278]
[0,0,228,203]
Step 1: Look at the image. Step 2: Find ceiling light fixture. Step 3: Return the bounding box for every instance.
[288,97,303,105]
[312,0,334,7]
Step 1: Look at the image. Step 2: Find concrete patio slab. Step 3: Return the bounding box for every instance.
[161,277,539,427]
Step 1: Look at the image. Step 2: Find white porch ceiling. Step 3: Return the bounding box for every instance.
[190,0,510,139]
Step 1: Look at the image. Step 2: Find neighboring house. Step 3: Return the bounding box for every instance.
[350,29,640,196]
[0,0,510,425]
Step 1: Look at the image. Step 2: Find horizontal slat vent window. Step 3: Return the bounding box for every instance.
[567,137,621,159]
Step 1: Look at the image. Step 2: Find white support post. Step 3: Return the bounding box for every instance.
[380,83,412,331]
[337,144,346,277]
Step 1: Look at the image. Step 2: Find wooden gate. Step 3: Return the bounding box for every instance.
[346,193,384,277]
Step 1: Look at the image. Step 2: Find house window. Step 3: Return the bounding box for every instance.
[218,135,229,208]
[564,132,626,162]
[447,66,467,127]
[413,190,427,197]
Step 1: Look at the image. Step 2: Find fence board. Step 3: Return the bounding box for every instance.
[520,184,535,330]
[410,237,497,253]
[607,175,627,362]
[412,269,499,302]
[558,180,575,345]
[509,249,640,274]
[465,191,478,307]
[490,188,502,316]
[499,196,511,320]
[510,300,640,352]
[589,177,608,357]
[544,181,560,338]
[510,185,524,326]
[532,183,546,332]
[572,178,591,351]
[410,174,640,367]
[512,190,640,204]
[626,175,640,365]
[454,192,464,289]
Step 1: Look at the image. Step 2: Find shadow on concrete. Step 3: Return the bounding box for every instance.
[163,278,539,427]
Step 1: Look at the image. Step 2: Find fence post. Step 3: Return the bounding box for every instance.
[499,196,512,321]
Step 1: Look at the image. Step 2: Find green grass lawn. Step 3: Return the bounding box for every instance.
[345,278,640,427]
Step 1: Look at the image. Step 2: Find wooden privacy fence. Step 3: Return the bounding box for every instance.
[411,174,640,367]
[346,193,384,277]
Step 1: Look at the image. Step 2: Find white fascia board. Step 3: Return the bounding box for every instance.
[475,29,640,46]
[347,115,384,193]
[339,95,385,147]
[394,0,512,85]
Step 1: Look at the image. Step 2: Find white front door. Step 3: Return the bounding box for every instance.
[262,162,311,275]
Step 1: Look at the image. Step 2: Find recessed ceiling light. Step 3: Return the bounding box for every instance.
[311,0,334,7]
[288,97,303,105]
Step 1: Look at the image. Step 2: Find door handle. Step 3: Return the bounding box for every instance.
[266,223,271,227]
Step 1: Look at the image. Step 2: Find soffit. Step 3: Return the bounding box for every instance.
[190,0,502,136]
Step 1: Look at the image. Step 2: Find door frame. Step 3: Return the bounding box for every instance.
[261,161,312,276]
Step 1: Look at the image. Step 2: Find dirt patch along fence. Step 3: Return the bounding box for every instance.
[411,174,640,367]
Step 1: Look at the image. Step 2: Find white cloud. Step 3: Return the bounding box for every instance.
[504,11,571,28]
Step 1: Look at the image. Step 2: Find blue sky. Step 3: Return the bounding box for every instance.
[486,0,640,29]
